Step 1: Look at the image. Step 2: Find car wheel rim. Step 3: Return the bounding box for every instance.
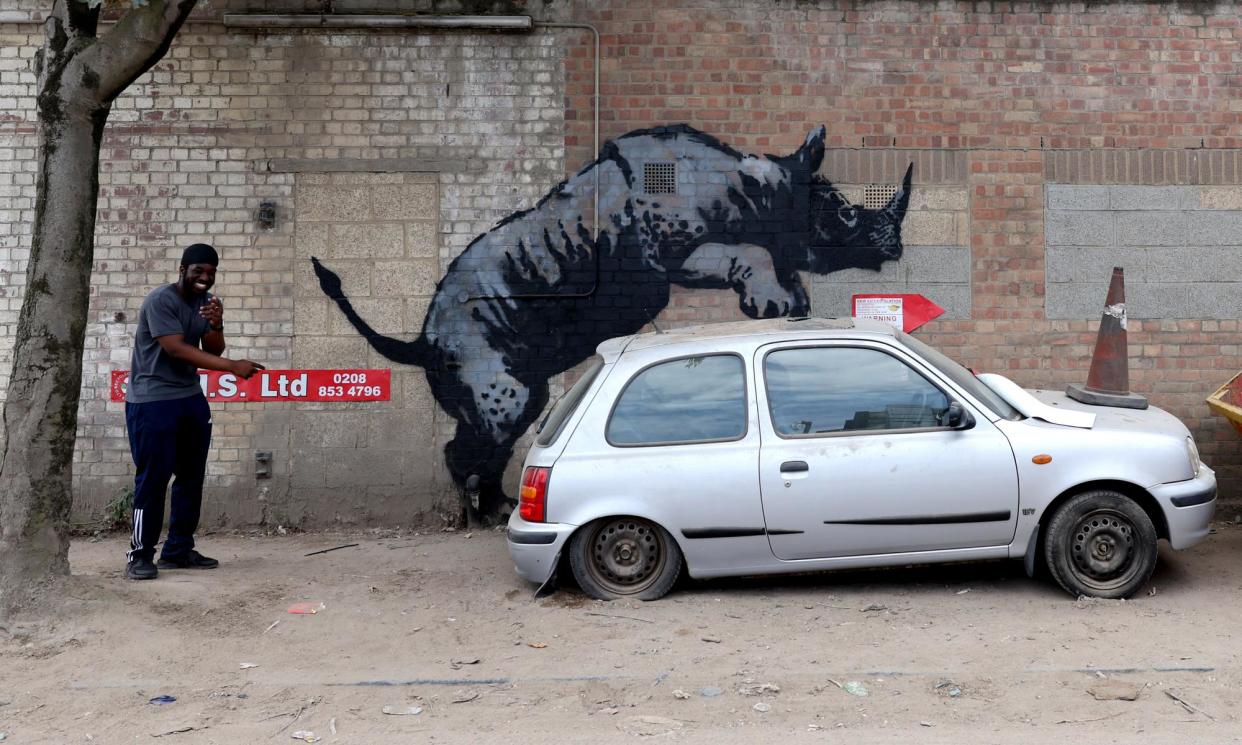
[586,519,666,595]
[1068,508,1140,591]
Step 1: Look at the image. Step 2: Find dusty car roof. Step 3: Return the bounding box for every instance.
[596,317,897,359]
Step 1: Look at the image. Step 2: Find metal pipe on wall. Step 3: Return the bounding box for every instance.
[223,14,534,30]
[476,21,604,301]
[534,22,601,245]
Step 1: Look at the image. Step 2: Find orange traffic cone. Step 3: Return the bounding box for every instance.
[1066,266,1148,409]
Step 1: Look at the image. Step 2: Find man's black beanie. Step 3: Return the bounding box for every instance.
[181,243,219,267]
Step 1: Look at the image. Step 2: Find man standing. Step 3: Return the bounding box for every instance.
[124,243,264,580]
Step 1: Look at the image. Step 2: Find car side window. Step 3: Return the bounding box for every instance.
[764,347,950,436]
[607,355,747,446]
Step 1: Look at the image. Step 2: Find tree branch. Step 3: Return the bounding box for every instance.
[74,0,199,104]
[63,0,99,39]
[39,1,101,91]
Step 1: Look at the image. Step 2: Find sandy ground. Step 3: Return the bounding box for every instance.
[1,522,1241,745]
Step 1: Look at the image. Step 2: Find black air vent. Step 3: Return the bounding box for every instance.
[643,162,677,195]
[863,184,899,209]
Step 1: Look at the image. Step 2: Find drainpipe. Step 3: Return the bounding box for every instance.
[468,21,603,301]
[533,21,602,273]
[223,14,604,301]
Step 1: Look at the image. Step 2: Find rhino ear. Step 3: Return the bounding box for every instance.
[791,125,825,173]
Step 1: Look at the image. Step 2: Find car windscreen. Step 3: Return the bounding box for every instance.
[535,357,606,447]
[895,331,1022,421]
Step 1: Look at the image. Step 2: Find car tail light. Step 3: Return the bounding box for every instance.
[519,466,550,523]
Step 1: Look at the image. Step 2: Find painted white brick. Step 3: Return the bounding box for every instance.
[1,22,566,524]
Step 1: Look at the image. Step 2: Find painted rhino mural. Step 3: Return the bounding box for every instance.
[312,124,913,521]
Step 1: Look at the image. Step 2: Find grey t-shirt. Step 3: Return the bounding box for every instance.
[127,284,211,403]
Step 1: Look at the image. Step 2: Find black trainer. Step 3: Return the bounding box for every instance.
[157,550,219,570]
[125,558,158,580]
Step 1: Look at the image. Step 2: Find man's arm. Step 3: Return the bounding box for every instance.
[156,334,264,379]
[201,327,225,356]
[200,297,225,355]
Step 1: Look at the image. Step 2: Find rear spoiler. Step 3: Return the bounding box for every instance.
[977,373,1095,429]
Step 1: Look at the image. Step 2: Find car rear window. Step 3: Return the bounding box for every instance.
[606,354,747,446]
[535,357,605,447]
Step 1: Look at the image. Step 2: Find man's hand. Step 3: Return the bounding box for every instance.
[201,297,224,330]
[230,360,266,379]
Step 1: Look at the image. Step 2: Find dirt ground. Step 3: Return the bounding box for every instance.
[1,521,1241,745]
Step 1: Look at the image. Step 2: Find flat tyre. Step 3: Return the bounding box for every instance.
[1044,490,1158,599]
[569,517,682,601]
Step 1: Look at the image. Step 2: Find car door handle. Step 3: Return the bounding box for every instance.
[780,461,809,473]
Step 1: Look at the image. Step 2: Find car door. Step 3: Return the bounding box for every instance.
[756,341,1019,561]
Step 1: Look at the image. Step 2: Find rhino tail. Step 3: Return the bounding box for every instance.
[310,256,432,369]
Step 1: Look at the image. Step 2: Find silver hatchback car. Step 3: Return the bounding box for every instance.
[506,318,1215,600]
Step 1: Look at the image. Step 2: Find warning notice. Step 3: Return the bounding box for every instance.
[853,296,904,329]
[851,293,945,333]
[110,369,391,403]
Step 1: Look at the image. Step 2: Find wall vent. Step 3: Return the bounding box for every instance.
[863,184,899,210]
[643,162,677,195]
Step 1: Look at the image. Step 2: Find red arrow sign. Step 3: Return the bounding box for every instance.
[851,293,945,333]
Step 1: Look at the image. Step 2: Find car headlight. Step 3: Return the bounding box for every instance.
[1186,436,1201,477]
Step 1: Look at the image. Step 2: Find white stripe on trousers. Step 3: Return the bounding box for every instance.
[127,508,145,561]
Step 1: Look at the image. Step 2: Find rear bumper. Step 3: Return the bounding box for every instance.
[505,514,576,584]
[1151,465,1216,550]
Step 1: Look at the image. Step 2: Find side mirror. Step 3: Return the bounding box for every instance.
[943,401,975,429]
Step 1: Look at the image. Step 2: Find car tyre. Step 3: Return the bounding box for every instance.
[569,517,682,601]
[1044,490,1158,599]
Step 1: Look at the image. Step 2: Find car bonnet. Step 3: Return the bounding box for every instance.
[1028,388,1189,437]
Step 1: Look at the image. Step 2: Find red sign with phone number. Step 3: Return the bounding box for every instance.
[110,369,391,403]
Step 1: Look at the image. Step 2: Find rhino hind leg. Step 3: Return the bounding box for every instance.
[439,365,551,525]
[443,430,515,525]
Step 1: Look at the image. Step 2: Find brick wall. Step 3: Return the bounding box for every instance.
[0,5,569,527]
[569,0,1242,502]
[3,0,1242,526]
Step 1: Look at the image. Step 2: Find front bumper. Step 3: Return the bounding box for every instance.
[1150,465,1216,550]
[505,514,577,584]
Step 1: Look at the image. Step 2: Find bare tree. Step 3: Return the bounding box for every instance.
[0,0,198,617]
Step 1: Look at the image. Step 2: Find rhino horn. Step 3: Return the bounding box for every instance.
[884,163,914,221]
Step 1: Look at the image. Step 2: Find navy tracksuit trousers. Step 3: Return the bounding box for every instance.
[125,394,212,562]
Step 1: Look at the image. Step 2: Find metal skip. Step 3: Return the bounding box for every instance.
[1066,266,1149,409]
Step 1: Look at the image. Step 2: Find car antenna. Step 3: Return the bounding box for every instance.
[644,307,664,334]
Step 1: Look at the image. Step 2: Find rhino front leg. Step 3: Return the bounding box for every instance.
[678,242,810,318]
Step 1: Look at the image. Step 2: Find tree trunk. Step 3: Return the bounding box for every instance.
[0,54,107,621]
[0,0,198,619]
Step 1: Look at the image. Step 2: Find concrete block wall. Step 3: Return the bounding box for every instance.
[1047,184,1242,319]
[5,0,1242,525]
[289,172,447,525]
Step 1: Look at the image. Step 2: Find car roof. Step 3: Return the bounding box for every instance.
[595,317,899,360]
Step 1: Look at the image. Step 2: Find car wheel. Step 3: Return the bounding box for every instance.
[569,517,682,601]
[1043,490,1158,599]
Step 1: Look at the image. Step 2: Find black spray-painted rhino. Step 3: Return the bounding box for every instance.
[313,124,913,520]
